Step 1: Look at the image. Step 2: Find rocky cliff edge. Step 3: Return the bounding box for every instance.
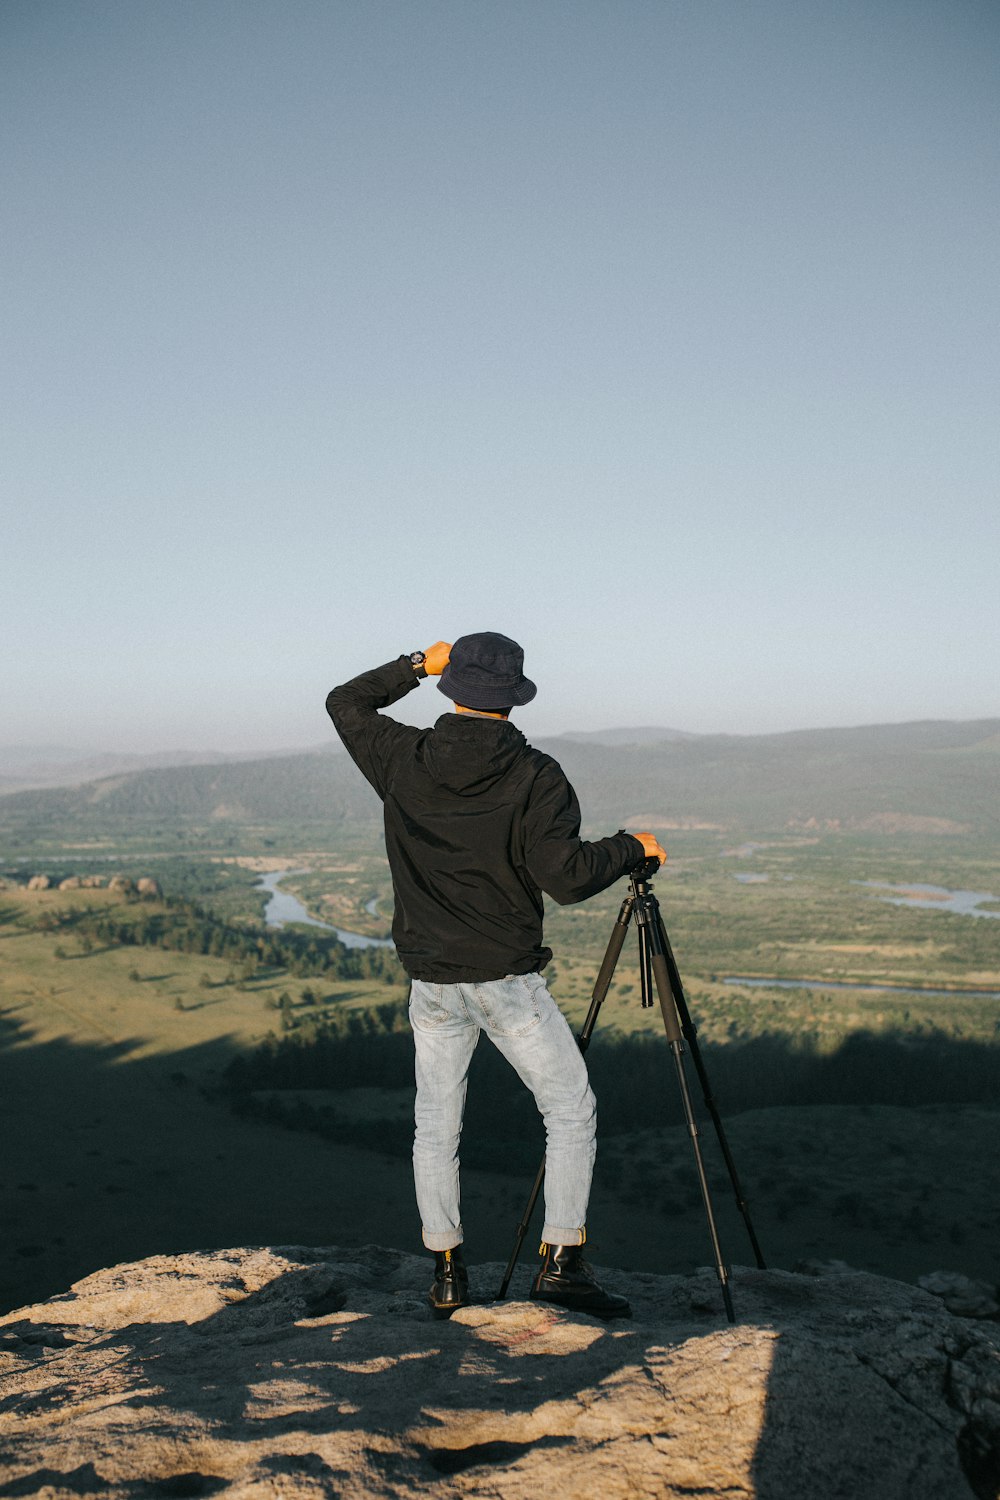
[1,1246,998,1499]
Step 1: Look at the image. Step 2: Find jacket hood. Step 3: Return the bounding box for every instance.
[422,714,529,796]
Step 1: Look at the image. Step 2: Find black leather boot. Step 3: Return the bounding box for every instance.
[428,1246,470,1314]
[530,1243,631,1319]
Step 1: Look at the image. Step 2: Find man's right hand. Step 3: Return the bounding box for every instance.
[423,641,452,676]
[634,831,667,865]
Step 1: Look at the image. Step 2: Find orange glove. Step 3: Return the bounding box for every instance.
[422,641,452,676]
[634,831,667,865]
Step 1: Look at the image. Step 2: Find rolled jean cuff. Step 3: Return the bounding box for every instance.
[541,1224,586,1247]
[422,1229,464,1251]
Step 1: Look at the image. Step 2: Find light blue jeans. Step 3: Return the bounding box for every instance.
[409,972,596,1251]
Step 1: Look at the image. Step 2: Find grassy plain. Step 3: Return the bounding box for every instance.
[2,830,998,1316]
[0,884,442,1314]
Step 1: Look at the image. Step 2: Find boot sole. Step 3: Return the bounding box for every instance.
[529,1290,631,1320]
[428,1286,472,1316]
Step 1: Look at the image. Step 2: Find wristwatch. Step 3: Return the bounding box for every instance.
[407,651,428,678]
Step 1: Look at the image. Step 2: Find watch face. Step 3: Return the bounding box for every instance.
[409,651,426,665]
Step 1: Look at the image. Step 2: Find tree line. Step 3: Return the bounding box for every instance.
[221,1006,1000,1176]
[37,896,405,985]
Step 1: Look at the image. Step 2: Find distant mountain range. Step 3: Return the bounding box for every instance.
[1,718,997,846]
[558,726,698,746]
[0,743,337,795]
[0,729,696,791]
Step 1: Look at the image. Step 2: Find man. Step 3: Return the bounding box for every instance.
[326,632,666,1318]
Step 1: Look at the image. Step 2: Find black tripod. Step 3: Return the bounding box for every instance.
[495,858,766,1323]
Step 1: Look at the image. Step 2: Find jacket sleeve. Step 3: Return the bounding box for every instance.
[521,758,646,905]
[326,658,423,800]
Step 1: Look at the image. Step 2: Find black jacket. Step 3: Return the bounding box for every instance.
[326,658,645,982]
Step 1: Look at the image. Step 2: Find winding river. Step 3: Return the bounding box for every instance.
[256,869,392,949]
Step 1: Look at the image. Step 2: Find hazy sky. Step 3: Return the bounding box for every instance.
[3,0,998,753]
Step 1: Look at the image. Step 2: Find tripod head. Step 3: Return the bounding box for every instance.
[629,855,662,885]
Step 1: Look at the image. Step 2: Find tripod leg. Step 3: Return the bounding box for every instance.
[641,904,736,1322]
[579,896,634,1049]
[655,911,767,1270]
[494,895,635,1301]
[665,1037,735,1323]
[496,1156,545,1300]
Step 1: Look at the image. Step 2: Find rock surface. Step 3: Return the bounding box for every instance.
[920,1272,1000,1321]
[1,1247,998,1499]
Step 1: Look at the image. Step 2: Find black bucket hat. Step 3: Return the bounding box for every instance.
[438,632,537,710]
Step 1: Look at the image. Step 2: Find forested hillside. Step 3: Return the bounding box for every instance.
[551,718,1000,834]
